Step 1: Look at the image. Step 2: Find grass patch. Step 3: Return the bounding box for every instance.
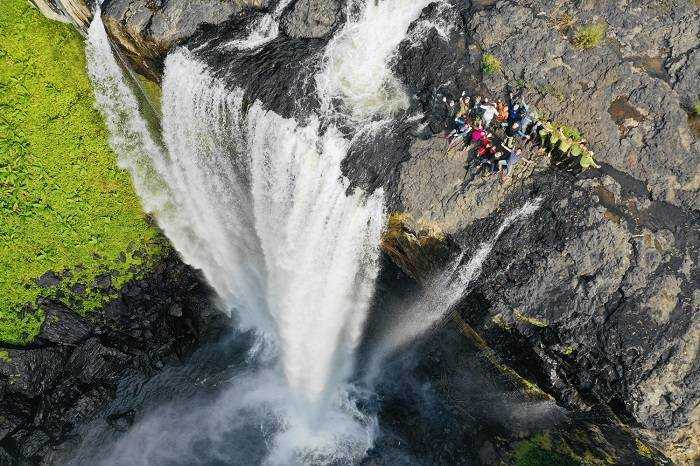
[693,100,700,116]
[635,438,653,459]
[512,434,578,466]
[0,0,164,345]
[0,349,11,362]
[481,53,502,76]
[574,22,607,49]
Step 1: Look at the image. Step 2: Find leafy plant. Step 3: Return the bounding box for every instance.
[560,125,582,141]
[481,53,503,76]
[574,22,608,49]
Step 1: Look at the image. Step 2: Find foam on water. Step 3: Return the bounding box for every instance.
[223,0,294,50]
[316,0,433,121]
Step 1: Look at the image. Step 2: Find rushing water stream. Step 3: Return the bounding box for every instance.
[75,1,548,464]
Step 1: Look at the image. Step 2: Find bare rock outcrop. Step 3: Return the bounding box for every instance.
[280,0,342,38]
[100,0,266,81]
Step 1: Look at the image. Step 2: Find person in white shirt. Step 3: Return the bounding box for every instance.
[479,98,498,128]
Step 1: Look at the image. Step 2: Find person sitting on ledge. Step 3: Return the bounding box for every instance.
[498,147,533,182]
[448,120,472,151]
[480,98,498,128]
[495,99,509,126]
[456,92,471,119]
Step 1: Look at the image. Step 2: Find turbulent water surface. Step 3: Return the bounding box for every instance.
[73,1,550,464]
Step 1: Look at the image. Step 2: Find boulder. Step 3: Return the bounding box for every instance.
[38,301,93,345]
[280,0,343,39]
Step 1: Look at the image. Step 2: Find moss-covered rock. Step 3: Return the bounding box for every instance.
[380,212,451,283]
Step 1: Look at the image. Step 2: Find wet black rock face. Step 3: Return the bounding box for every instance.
[0,252,229,464]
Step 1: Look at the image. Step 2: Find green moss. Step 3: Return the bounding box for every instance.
[512,435,578,466]
[481,53,502,76]
[0,349,11,362]
[514,310,549,327]
[0,0,163,345]
[635,438,653,459]
[134,74,162,118]
[693,100,700,116]
[574,23,607,49]
[562,345,575,356]
[492,313,512,331]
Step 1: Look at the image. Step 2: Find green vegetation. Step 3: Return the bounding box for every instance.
[537,121,599,169]
[693,100,700,116]
[635,438,653,459]
[0,349,11,362]
[514,310,549,327]
[574,22,608,49]
[481,53,503,76]
[0,0,164,345]
[512,434,578,466]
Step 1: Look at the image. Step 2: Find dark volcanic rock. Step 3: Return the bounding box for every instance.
[373,0,699,462]
[38,301,92,345]
[280,0,343,38]
[466,1,699,211]
[93,273,112,291]
[0,251,228,464]
[189,22,326,119]
[100,0,266,81]
[35,271,61,288]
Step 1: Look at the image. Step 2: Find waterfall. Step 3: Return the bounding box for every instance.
[83,0,468,462]
[365,198,543,382]
[223,0,295,50]
[87,17,272,333]
[316,0,434,121]
[88,14,384,405]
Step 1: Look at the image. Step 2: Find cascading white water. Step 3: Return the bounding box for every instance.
[87,17,272,333]
[223,0,294,50]
[316,0,433,121]
[85,0,464,462]
[365,198,543,382]
[89,15,385,406]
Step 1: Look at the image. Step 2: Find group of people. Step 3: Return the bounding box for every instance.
[439,90,600,182]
